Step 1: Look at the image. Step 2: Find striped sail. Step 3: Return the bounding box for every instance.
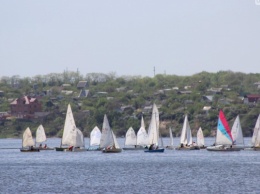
[216,110,233,145]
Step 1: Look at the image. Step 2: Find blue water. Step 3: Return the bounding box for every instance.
[0,138,260,194]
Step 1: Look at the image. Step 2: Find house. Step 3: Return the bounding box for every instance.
[93,92,108,98]
[77,81,88,89]
[244,94,260,104]
[116,87,126,92]
[61,90,74,95]
[142,105,153,114]
[207,87,222,94]
[78,89,89,98]
[177,91,192,94]
[202,95,214,103]
[10,96,42,118]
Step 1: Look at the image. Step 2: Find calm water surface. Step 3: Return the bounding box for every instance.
[0,138,260,194]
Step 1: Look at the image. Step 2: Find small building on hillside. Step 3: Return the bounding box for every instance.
[10,96,42,118]
[77,81,88,89]
[244,94,260,104]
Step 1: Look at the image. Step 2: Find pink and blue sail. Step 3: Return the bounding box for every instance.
[218,110,233,143]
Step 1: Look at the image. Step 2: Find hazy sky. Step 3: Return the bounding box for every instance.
[1,0,260,78]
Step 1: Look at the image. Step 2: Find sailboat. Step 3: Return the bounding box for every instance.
[176,115,199,150]
[247,114,260,151]
[35,124,53,150]
[123,127,144,150]
[100,114,122,153]
[197,127,206,149]
[207,110,240,151]
[136,116,149,149]
[144,103,164,153]
[20,127,39,152]
[55,104,86,152]
[88,126,101,151]
[230,115,244,150]
[165,127,174,149]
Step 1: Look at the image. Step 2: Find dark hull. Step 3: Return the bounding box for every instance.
[55,147,67,151]
[102,148,122,153]
[38,147,54,150]
[144,148,164,153]
[175,146,200,150]
[20,148,40,152]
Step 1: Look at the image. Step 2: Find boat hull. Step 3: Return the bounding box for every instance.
[55,147,67,151]
[144,148,164,153]
[20,148,40,152]
[102,148,122,153]
[175,146,200,150]
[37,147,54,150]
[123,147,146,150]
[244,147,260,151]
[206,145,241,151]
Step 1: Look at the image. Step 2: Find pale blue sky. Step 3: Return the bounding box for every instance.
[0,0,260,78]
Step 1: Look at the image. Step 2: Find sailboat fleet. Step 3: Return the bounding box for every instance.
[19,103,259,153]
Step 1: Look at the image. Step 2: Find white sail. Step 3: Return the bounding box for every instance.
[231,116,244,146]
[90,126,101,146]
[75,128,85,147]
[147,103,160,146]
[180,115,193,146]
[66,126,84,147]
[197,127,205,147]
[62,104,77,146]
[112,131,121,149]
[169,128,174,146]
[22,127,35,147]
[141,116,145,129]
[137,126,149,146]
[36,124,46,143]
[125,127,137,146]
[100,114,114,149]
[252,114,260,147]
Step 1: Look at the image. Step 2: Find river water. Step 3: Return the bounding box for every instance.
[0,137,259,194]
